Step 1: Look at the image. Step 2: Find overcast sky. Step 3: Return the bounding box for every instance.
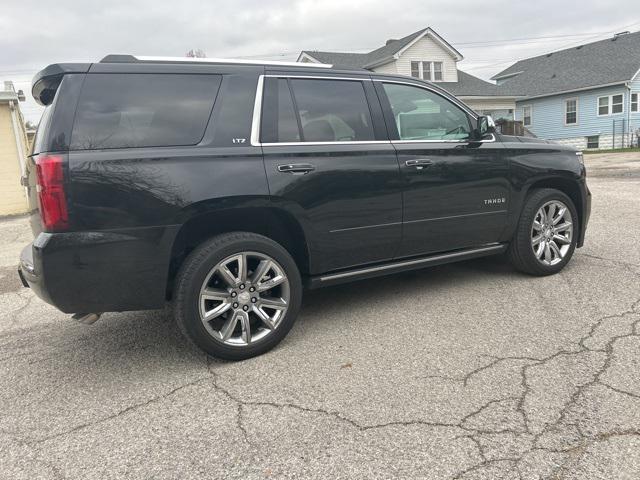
[2,0,639,122]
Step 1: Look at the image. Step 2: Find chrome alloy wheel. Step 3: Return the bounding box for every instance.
[198,252,290,346]
[531,200,573,266]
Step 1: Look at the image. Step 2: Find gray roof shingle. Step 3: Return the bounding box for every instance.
[300,27,462,69]
[492,31,640,98]
[439,70,522,97]
[300,28,516,98]
[299,51,369,68]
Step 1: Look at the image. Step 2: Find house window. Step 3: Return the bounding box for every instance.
[410,61,420,79]
[586,135,599,149]
[632,93,639,113]
[565,98,577,125]
[433,62,443,81]
[598,96,609,116]
[421,61,431,81]
[598,94,625,116]
[522,105,532,126]
[411,61,444,81]
[612,94,623,114]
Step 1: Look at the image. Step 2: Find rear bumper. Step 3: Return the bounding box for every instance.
[18,225,180,314]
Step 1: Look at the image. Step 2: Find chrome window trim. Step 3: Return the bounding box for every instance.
[251,74,377,147]
[264,74,372,81]
[250,75,264,146]
[261,141,392,147]
[249,73,493,147]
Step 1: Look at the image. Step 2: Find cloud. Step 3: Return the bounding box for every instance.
[1,0,638,121]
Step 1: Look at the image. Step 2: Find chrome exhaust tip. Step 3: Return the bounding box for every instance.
[71,313,102,325]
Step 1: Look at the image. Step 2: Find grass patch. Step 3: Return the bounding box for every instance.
[583,147,640,154]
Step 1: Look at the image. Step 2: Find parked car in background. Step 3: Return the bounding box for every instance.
[19,56,591,359]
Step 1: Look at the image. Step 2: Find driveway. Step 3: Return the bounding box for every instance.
[1,154,639,479]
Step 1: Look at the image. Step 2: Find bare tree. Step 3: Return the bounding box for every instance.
[185,49,207,58]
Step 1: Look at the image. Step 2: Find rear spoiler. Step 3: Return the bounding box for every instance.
[32,63,90,106]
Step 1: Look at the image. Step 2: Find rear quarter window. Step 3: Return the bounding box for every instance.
[70,73,220,150]
[32,103,54,155]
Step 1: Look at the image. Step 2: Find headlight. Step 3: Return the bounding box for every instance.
[576,151,584,164]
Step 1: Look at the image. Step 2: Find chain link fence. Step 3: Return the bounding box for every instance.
[613,118,640,149]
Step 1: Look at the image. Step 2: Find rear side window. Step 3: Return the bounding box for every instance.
[261,78,300,143]
[71,74,220,150]
[261,78,375,143]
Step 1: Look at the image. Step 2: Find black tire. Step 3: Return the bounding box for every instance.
[508,188,578,276]
[174,232,302,360]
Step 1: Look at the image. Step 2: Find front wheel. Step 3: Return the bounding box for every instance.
[508,188,578,276]
[174,232,302,360]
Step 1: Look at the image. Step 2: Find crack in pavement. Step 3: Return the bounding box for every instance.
[205,356,461,433]
[2,250,639,479]
[28,375,213,445]
[201,261,640,479]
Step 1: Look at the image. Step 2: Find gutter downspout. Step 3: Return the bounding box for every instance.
[626,82,632,148]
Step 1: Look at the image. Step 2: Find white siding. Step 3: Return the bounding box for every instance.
[462,98,515,112]
[372,61,398,74]
[389,36,458,82]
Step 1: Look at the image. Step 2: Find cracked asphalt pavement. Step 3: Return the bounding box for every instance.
[1,154,639,479]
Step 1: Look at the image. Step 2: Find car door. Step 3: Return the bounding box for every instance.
[259,74,402,274]
[374,80,509,258]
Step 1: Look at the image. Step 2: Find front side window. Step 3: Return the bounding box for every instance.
[433,62,443,81]
[382,83,471,141]
[632,93,639,113]
[611,94,624,114]
[565,99,577,125]
[522,105,532,126]
[71,74,220,150]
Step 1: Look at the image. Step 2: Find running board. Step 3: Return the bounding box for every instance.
[306,243,507,289]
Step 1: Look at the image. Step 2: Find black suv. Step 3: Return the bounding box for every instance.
[19,55,591,359]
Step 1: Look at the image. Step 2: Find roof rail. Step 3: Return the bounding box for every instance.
[99,54,333,68]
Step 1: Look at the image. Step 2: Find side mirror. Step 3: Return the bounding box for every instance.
[476,115,496,138]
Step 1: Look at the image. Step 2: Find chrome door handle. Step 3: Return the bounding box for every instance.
[405,159,434,167]
[277,163,316,174]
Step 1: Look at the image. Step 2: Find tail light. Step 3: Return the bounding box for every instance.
[35,154,69,231]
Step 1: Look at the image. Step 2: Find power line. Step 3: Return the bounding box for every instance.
[232,23,640,60]
[3,21,640,81]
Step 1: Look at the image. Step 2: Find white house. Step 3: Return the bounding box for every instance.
[298,27,520,120]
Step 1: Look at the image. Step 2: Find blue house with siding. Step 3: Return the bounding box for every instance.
[492,31,640,150]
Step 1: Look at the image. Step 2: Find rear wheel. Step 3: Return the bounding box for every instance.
[508,188,578,276]
[174,232,302,360]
